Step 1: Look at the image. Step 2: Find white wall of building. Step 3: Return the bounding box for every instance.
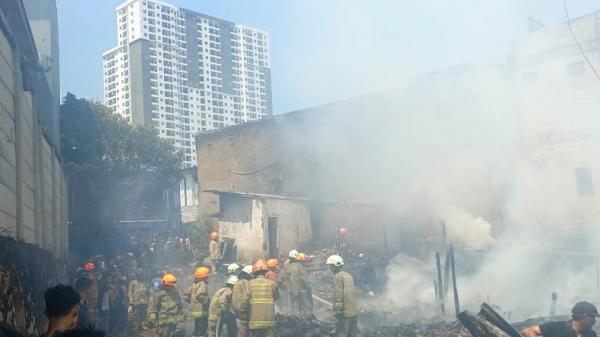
[513,13,600,229]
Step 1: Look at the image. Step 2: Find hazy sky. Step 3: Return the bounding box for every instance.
[57,0,600,113]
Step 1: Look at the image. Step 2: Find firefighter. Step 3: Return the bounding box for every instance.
[265,260,278,283]
[297,253,310,262]
[83,262,99,327]
[296,253,314,318]
[148,274,185,337]
[247,260,279,337]
[128,270,149,331]
[326,255,359,337]
[283,250,312,318]
[209,232,222,272]
[228,263,240,276]
[185,267,211,337]
[208,276,238,337]
[232,265,253,337]
[338,227,349,257]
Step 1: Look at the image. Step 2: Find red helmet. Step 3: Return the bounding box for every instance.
[84,262,95,272]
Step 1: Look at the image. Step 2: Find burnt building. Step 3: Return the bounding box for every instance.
[194,98,404,258]
[194,74,516,258]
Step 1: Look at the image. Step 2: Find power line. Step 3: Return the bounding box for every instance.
[563,0,600,81]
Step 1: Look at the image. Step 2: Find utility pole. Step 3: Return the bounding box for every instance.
[436,252,446,315]
[450,244,460,316]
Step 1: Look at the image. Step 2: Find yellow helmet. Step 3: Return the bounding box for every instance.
[162,273,177,285]
[194,267,210,279]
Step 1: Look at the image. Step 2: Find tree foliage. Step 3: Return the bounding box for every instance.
[61,93,181,256]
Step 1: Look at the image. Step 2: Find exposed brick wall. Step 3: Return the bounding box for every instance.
[194,99,407,253]
[195,101,371,219]
[0,236,65,337]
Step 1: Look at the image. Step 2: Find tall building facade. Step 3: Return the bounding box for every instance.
[103,0,272,167]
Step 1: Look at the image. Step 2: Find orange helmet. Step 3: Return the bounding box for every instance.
[194,267,210,279]
[297,253,309,261]
[162,273,177,285]
[84,262,95,272]
[252,259,268,274]
[210,232,219,240]
[266,259,278,268]
[339,227,348,236]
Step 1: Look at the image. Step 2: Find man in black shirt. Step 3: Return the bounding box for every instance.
[522,302,599,337]
[43,285,81,337]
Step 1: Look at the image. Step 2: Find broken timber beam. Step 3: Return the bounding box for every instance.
[458,310,513,337]
[479,303,521,337]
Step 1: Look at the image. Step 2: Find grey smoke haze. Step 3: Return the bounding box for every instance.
[83,0,600,321]
[274,0,600,111]
[272,2,600,322]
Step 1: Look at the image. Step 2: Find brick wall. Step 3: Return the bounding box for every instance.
[194,99,405,252]
[195,100,371,220]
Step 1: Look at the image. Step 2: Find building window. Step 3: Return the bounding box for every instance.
[567,61,585,77]
[576,167,594,196]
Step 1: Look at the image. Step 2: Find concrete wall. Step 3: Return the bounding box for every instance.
[219,197,263,261]
[261,198,311,256]
[216,194,312,261]
[0,4,67,259]
[180,167,198,223]
[22,0,60,151]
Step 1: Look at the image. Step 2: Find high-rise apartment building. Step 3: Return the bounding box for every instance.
[103,0,272,166]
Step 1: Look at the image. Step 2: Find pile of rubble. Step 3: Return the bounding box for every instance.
[275,313,468,337]
[274,302,566,337]
[275,315,335,337]
[362,320,468,337]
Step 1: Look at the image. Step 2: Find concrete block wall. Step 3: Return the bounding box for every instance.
[0,25,17,239]
[0,18,68,259]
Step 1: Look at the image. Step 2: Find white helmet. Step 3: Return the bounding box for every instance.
[227,276,239,285]
[241,265,253,275]
[326,255,344,266]
[289,249,299,259]
[228,263,240,274]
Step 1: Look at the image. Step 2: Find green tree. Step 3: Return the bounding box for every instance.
[61,93,181,257]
